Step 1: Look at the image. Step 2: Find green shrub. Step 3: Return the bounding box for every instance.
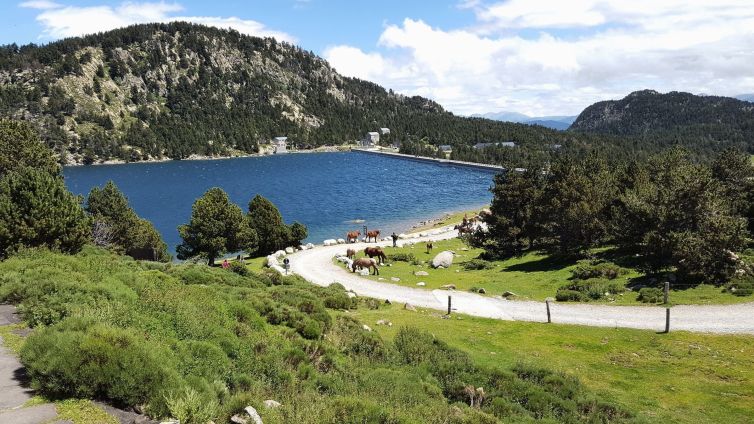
[556,279,626,302]
[20,319,180,408]
[228,261,249,276]
[327,396,396,424]
[388,252,416,262]
[726,275,754,296]
[637,287,664,303]
[328,316,389,360]
[164,386,218,424]
[571,261,627,280]
[463,259,494,270]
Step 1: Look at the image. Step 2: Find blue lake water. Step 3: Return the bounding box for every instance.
[63,152,495,253]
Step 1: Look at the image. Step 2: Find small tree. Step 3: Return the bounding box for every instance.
[177,188,247,265]
[289,222,308,247]
[0,119,60,177]
[0,168,90,257]
[247,194,292,255]
[86,181,168,261]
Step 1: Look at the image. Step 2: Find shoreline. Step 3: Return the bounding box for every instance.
[63,145,354,167]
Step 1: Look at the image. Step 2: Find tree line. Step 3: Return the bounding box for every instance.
[0,119,305,263]
[474,147,754,285]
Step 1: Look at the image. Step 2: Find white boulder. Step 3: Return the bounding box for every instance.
[391,277,400,282]
[274,250,286,258]
[244,406,263,424]
[285,247,295,254]
[337,238,346,244]
[305,243,315,249]
[417,282,426,287]
[266,255,278,267]
[432,251,454,268]
[415,271,429,276]
[323,239,337,246]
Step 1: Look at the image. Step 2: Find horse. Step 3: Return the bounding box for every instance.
[455,224,474,235]
[351,257,379,275]
[346,248,356,259]
[366,229,381,242]
[346,231,360,243]
[426,241,433,254]
[364,246,387,264]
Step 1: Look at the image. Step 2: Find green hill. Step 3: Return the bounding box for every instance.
[0,22,570,165]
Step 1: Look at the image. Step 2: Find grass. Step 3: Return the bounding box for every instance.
[0,323,25,354]
[337,238,754,305]
[347,304,754,424]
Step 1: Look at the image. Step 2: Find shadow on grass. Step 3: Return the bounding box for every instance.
[503,254,577,273]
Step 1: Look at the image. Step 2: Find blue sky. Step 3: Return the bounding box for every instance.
[4,1,754,116]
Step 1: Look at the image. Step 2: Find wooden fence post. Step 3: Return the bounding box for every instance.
[545,298,552,323]
[447,296,452,315]
[664,281,670,304]
[665,308,670,333]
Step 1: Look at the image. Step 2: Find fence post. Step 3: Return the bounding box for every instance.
[664,307,670,333]
[545,298,552,323]
[447,296,452,315]
[664,281,670,304]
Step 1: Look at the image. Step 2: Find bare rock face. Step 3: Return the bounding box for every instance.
[432,251,454,268]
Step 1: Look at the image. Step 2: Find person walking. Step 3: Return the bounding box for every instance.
[391,232,399,247]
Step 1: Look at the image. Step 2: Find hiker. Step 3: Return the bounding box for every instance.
[222,259,230,269]
[391,232,399,247]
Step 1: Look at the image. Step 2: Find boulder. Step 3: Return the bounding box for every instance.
[230,416,247,424]
[285,247,295,254]
[244,406,263,424]
[502,291,517,298]
[359,269,370,276]
[478,288,486,294]
[432,251,454,268]
[337,238,346,244]
[414,271,429,276]
[404,303,417,311]
[274,250,286,258]
[416,282,426,287]
[363,324,372,332]
[299,245,308,251]
[305,243,315,249]
[263,400,281,409]
[376,319,392,326]
[390,277,401,282]
[441,284,457,290]
[266,255,278,267]
[323,239,337,246]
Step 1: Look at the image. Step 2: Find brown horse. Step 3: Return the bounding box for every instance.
[455,224,474,235]
[366,229,381,242]
[364,247,387,264]
[346,231,360,243]
[351,257,379,275]
[346,248,356,259]
[426,242,433,254]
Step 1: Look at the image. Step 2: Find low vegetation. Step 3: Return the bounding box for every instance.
[0,247,638,423]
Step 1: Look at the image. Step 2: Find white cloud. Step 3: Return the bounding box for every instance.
[25,1,295,43]
[19,0,61,9]
[325,1,754,116]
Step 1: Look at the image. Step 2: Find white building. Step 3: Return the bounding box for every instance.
[273,137,288,154]
[359,132,380,147]
[379,127,390,135]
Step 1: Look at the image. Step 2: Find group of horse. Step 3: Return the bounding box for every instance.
[454,212,488,235]
[346,229,381,243]
[346,246,386,275]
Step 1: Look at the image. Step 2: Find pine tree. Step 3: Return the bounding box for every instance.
[0,168,90,257]
[0,119,60,177]
[247,194,293,255]
[177,188,248,265]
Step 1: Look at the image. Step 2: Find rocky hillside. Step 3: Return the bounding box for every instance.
[570,90,754,153]
[0,22,569,165]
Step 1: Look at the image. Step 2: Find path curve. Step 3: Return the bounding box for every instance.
[288,229,754,334]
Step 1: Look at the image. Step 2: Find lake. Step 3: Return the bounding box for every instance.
[63,152,496,253]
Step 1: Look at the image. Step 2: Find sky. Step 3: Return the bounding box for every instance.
[3,0,754,116]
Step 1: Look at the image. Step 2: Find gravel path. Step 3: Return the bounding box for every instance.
[288,229,754,334]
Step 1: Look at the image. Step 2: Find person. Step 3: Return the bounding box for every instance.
[391,232,399,247]
[222,259,230,269]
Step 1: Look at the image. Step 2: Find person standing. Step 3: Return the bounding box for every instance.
[391,232,399,247]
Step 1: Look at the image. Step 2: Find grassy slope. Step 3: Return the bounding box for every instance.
[335,238,752,305]
[347,305,754,424]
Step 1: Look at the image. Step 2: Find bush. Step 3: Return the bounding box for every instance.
[637,287,664,303]
[388,252,416,262]
[571,261,627,280]
[328,316,389,360]
[556,279,625,302]
[164,386,218,424]
[463,259,494,270]
[228,261,248,276]
[726,275,754,297]
[20,319,180,408]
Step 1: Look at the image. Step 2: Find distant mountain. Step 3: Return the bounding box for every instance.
[0,22,575,164]
[570,90,754,153]
[472,112,576,130]
[736,94,754,103]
